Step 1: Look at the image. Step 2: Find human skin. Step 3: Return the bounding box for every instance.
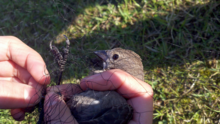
[0,36,50,121]
[45,69,153,124]
[0,36,153,123]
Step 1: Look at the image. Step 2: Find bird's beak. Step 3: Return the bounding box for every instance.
[94,50,108,70]
[94,50,108,62]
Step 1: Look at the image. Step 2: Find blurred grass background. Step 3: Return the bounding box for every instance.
[0,0,220,123]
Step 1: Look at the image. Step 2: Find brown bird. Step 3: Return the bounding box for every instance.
[66,48,144,124]
[49,36,144,124]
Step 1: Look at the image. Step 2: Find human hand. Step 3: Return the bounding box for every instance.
[81,69,153,124]
[0,36,50,121]
[44,84,81,124]
[44,69,153,124]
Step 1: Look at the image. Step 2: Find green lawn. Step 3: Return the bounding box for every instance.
[0,0,220,123]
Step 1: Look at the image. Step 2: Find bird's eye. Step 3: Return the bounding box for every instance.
[112,54,119,60]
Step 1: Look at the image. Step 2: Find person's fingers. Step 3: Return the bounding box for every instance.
[44,92,78,124]
[80,69,153,98]
[0,77,23,83]
[0,36,50,85]
[127,95,153,124]
[80,69,153,124]
[47,84,83,100]
[11,106,37,121]
[0,61,32,84]
[0,78,43,109]
[10,109,25,121]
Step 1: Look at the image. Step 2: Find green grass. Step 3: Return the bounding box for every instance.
[0,0,220,123]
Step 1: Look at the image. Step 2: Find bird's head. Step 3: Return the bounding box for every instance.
[94,48,144,81]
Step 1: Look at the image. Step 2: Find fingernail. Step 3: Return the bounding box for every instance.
[41,67,50,85]
[46,92,63,107]
[44,68,50,76]
[48,101,57,107]
[84,75,95,80]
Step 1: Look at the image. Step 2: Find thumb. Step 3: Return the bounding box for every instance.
[44,91,78,124]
